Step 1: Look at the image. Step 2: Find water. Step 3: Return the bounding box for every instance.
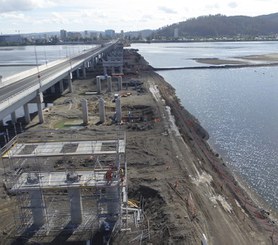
[0,45,97,78]
[132,42,278,211]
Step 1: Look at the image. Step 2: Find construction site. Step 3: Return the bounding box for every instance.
[0,45,277,245]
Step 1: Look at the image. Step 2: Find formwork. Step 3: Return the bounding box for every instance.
[0,130,138,243]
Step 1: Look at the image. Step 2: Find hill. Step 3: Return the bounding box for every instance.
[153,13,278,39]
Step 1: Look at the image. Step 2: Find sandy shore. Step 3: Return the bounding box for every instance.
[0,48,277,244]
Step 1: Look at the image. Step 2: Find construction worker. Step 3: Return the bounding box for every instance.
[105,169,113,184]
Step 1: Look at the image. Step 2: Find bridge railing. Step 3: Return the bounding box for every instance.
[0,84,40,112]
[0,58,69,88]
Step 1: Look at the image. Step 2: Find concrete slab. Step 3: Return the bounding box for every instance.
[3,140,126,158]
[12,170,119,191]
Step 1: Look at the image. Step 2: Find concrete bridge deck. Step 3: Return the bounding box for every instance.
[0,41,119,124]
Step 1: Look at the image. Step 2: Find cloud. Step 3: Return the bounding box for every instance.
[205,3,220,10]
[0,0,54,13]
[228,1,238,8]
[158,6,177,14]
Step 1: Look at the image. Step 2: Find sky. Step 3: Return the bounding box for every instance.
[0,0,277,34]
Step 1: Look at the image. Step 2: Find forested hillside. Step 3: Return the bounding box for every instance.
[153,13,278,39]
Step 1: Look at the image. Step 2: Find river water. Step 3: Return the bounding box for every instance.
[132,42,278,211]
[0,44,96,78]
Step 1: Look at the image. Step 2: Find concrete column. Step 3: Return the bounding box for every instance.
[30,190,46,227]
[36,92,44,124]
[68,188,82,224]
[59,80,64,94]
[107,76,112,92]
[68,73,73,93]
[106,185,119,219]
[81,99,89,125]
[97,77,101,94]
[116,97,122,123]
[103,66,107,76]
[11,111,17,124]
[118,76,122,91]
[50,85,56,94]
[23,103,31,124]
[99,97,105,123]
[82,65,86,79]
[76,69,80,78]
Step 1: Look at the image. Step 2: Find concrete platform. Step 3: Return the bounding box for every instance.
[12,170,119,191]
[3,139,126,158]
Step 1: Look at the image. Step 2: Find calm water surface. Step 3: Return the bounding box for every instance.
[0,45,96,78]
[132,42,278,210]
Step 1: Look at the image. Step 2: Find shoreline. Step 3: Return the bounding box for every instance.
[152,61,278,71]
[144,62,278,242]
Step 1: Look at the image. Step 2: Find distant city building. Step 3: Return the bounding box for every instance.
[0,34,23,44]
[67,32,82,40]
[60,29,67,41]
[105,29,115,38]
[174,28,179,38]
[120,30,125,39]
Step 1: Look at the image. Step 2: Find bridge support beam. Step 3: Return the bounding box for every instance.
[82,65,86,79]
[76,69,80,79]
[36,92,44,124]
[11,111,17,124]
[97,77,101,94]
[117,76,122,91]
[50,85,56,94]
[68,73,73,93]
[23,103,31,124]
[103,66,107,76]
[107,76,112,92]
[59,80,64,94]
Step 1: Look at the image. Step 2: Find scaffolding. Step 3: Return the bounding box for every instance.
[0,130,138,243]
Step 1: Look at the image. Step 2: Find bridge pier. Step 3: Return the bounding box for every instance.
[68,73,73,93]
[11,111,17,124]
[68,187,83,224]
[116,76,122,91]
[59,80,64,94]
[50,85,56,94]
[36,92,44,124]
[30,189,46,227]
[76,69,80,79]
[82,65,86,79]
[115,97,122,123]
[99,97,106,123]
[97,77,102,94]
[23,103,31,124]
[81,99,89,125]
[107,76,112,92]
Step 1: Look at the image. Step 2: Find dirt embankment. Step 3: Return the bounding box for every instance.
[120,49,278,244]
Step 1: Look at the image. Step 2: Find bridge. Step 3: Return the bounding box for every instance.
[0,41,122,126]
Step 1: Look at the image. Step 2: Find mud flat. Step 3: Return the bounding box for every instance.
[0,48,277,244]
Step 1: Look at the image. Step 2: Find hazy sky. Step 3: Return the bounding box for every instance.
[0,0,277,34]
